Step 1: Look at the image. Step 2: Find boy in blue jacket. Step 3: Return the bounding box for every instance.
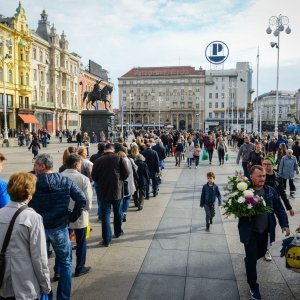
[200,172,222,231]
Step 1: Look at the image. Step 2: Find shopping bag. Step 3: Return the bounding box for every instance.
[172,146,176,154]
[86,219,91,239]
[202,149,208,160]
[225,153,229,161]
[40,294,49,300]
[285,232,300,272]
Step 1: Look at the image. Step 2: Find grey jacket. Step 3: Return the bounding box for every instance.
[0,202,51,300]
[278,155,299,179]
[236,142,255,163]
[62,169,93,229]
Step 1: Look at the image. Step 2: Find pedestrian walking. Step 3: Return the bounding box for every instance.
[205,135,215,165]
[278,149,299,197]
[236,135,255,178]
[185,137,194,169]
[200,172,222,231]
[193,144,201,169]
[175,140,184,167]
[28,135,41,160]
[217,137,227,165]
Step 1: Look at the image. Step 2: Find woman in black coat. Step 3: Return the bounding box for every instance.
[28,135,41,160]
[133,154,150,210]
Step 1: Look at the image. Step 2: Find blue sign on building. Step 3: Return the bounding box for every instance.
[205,41,229,64]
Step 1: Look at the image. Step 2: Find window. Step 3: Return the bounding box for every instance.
[196,104,199,109]
[34,69,37,81]
[221,102,224,108]
[234,113,237,118]
[246,112,249,119]
[0,94,3,106]
[7,95,13,107]
[222,93,225,99]
[26,73,29,85]
[20,74,23,85]
[216,85,218,90]
[188,102,192,108]
[209,102,212,108]
[24,96,28,108]
[33,48,37,59]
[215,113,219,118]
[209,112,212,118]
[19,96,23,108]
[39,50,43,62]
[0,67,3,81]
[221,113,224,118]
[209,93,212,99]
[215,102,218,108]
[215,93,218,99]
[173,102,177,108]
[240,112,243,118]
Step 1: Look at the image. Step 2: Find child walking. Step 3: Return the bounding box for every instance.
[193,144,201,169]
[200,172,222,231]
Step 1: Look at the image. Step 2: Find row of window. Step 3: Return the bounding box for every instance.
[208,92,235,99]
[208,112,250,119]
[124,102,200,109]
[0,94,13,107]
[120,79,202,85]
[18,96,30,108]
[124,88,201,94]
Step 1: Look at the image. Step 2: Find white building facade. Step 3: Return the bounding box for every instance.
[204,62,253,132]
[118,66,205,130]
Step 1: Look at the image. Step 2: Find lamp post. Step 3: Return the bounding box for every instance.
[157,96,162,130]
[240,77,247,133]
[0,39,12,146]
[266,14,291,137]
[129,94,133,131]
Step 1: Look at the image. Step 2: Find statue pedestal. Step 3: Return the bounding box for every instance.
[81,110,114,141]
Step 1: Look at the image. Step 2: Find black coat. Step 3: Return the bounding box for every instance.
[91,152,130,201]
[152,144,166,161]
[142,148,160,173]
[135,160,150,187]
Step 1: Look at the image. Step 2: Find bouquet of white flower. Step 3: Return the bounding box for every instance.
[223,171,273,218]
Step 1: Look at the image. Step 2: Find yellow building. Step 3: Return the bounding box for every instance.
[0,2,37,134]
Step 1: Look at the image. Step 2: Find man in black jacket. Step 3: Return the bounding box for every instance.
[238,165,290,300]
[142,143,160,198]
[91,143,130,246]
[152,139,166,170]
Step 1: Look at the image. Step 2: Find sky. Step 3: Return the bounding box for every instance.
[1,0,300,108]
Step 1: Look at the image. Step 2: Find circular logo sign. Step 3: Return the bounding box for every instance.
[205,41,229,65]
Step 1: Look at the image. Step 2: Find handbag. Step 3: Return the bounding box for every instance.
[0,205,28,288]
[225,153,229,161]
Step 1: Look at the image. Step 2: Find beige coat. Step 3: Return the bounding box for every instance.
[62,169,93,228]
[0,202,51,300]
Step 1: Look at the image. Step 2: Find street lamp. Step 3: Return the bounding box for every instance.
[157,96,162,130]
[240,77,247,133]
[0,39,12,146]
[129,94,133,131]
[266,14,291,137]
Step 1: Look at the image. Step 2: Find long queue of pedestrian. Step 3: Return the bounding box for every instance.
[0,128,300,300]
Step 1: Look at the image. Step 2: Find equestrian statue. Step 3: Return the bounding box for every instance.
[82,80,113,110]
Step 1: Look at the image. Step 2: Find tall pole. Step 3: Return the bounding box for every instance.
[121,100,124,138]
[129,94,132,131]
[236,86,239,132]
[266,14,291,137]
[259,99,262,138]
[256,48,260,136]
[274,34,280,137]
[244,76,247,133]
[158,96,161,130]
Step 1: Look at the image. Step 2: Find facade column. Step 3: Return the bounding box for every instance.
[176,113,179,129]
[185,114,188,129]
[171,114,173,126]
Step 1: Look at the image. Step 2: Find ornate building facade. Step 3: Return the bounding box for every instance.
[118,66,205,130]
[0,3,35,132]
[31,10,80,133]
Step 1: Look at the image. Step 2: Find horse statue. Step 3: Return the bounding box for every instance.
[82,80,113,110]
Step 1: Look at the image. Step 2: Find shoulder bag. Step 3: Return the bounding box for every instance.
[0,205,28,287]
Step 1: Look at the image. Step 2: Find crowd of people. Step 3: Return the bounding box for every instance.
[0,128,299,300]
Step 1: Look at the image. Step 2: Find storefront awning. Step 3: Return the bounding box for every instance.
[18,114,39,124]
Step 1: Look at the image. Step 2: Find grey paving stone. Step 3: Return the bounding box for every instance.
[191,219,225,235]
[188,251,235,280]
[151,232,190,250]
[163,207,193,219]
[184,277,239,300]
[141,248,188,276]
[189,232,229,253]
[157,217,191,233]
[128,273,185,300]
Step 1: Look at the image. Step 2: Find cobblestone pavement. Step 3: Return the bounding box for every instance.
[1,139,299,299]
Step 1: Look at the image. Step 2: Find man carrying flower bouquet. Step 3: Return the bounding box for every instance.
[238,165,290,300]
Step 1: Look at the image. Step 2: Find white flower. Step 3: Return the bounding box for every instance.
[247,204,252,209]
[243,190,254,197]
[262,200,266,206]
[237,182,248,191]
[230,191,239,197]
[228,199,232,205]
[237,196,245,203]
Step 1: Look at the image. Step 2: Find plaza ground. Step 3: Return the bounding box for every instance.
[1,139,299,299]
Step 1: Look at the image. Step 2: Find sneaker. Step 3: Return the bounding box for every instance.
[75,266,91,277]
[195,166,198,169]
[115,231,124,238]
[264,250,272,261]
[145,196,150,200]
[52,273,60,282]
[99,241,110,247]
[290,192,295,198]
[206,223,210,231]
[122,214,127,222]
[250,286,261,300]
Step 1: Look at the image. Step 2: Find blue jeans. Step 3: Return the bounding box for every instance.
[74,228,87,274]
[94,182,102,218]
[101,200,123,245]
[146,172,158,197]
[45,225,72,300]
[187,157,193,166]
[122,195,131,214]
